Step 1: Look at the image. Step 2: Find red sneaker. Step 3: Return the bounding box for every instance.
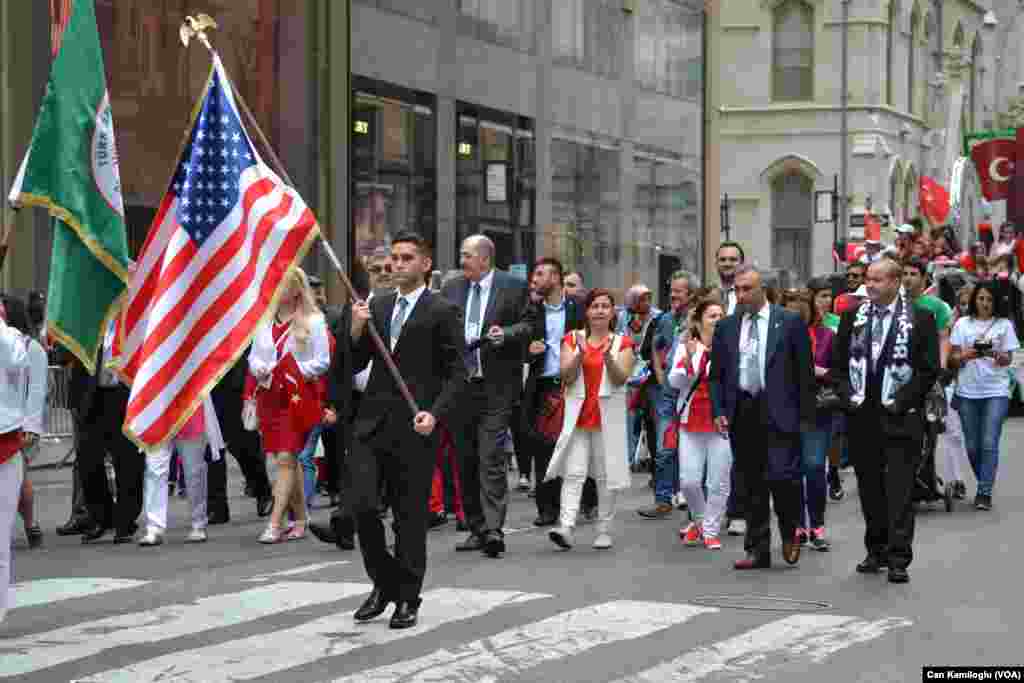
[703,535,722,550]
[680,522,703,546]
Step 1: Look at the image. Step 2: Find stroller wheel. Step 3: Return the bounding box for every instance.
[943,482,954,513]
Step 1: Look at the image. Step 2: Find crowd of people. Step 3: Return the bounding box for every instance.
[2,218,1020,629]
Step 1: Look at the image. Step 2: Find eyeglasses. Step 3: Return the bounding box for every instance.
[368,265,392,274]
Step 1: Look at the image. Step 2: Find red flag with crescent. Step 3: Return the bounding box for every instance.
[919,176,950,226]
[970,137,1015,201]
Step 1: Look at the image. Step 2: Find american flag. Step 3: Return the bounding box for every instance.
[117,56,319,450]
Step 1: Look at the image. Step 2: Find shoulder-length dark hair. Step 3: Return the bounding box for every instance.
[689,297,725,339]
[967,281,1011,320]
[583,287,616,335]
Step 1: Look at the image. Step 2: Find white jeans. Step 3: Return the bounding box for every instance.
[939,387,969,484]
[558,429,617,533]
[143,439,208,533]
[678,430,732,538]
[1,454,24,623]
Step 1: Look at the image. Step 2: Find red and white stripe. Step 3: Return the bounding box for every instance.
[50,0,72,58]
[117,64,318,450]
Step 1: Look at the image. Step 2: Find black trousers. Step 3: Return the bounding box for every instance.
[77,387,143,535]
[452,380,513,536]
[349,426,434,603]
[529,379,597,517]
[731,393,801,558]
[849,411,920,569]
[208,384,271,514]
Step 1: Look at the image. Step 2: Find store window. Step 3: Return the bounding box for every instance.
[553,0,624,78]
[456,104,535,270]
[353,0,440,24]
[633,149,702,279]
[93,0,315,258]
[635,0,703,99]
[549,132,621,290]
[458,0,538,53]
[352,78,436,266]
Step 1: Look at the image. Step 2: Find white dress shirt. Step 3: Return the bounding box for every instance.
[871,300,898,366]
[723,287,737,315]
[739,302,770,392]
[391,284,427,349]
[464,269,495,378]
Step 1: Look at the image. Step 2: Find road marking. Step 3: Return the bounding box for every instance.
[613,614,914,682]
[0,581,370,678]
[242,560,352,582]
[333,600,718,683]
[10,578,151,610]
[78,588,550,683]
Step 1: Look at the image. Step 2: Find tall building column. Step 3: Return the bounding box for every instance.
[534,0,553,250]
[434,0,458,272]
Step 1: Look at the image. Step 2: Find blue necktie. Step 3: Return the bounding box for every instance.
[391,297,409,350]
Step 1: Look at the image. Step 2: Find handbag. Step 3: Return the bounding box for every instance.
[535,384,565,444]
[662,355,707,452]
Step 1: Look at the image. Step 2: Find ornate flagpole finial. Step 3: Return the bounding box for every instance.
[179,14,218,51]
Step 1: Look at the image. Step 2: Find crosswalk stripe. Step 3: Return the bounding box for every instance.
[612,614,914,682]
[331,601,718,683]
[76,588,550,683]
[10,578,151,610]
[0,581,371,678]
[242,560,352,582]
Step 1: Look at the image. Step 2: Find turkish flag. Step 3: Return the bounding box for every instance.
[864,212,881,242]
[919,176,950,226]
[1009,128,1024,227]
[971,138,1015,201]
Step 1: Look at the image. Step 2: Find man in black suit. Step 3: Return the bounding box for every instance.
[441,234,539,558]
[832,258,939,584]
[346,232,466,629]
[710,263,814,570]
[522,257,596,526]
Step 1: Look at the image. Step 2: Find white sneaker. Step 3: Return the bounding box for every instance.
[548,526,574,549]
[727,518,746,536]
[185,528,208,543]
[592,533,613,550]
[138,529,164,547]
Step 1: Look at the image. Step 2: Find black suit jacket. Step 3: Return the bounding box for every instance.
[709,305,815,434]
[831,303,939,442]
[520,296,584,423]
[351,289,466,442]
[440,271,540,404]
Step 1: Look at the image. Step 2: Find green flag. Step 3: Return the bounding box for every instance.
[7,0,128,374]
[822,312,840,333]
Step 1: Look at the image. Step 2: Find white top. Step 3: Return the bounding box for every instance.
[23,339,48,435]
[951,316,1021,399]
[249,312,331,382]
[0,319,38,435]
[464,270,494,378]
[739,302,769,391]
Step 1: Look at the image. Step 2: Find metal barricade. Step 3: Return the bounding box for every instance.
[43,365,76,466]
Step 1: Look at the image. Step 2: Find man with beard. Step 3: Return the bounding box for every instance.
[716,242,744,315]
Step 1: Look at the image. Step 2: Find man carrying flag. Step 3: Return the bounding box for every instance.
[116,53,319,457]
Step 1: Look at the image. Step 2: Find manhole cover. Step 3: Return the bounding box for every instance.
[688,595,832,612]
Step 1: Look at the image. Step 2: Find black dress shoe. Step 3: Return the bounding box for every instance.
[113,531,135,544]
[887,567,909,583]
[56,517,88,536]
[309,522,338,546]
[428,512,448,529]
[353,588,391,622]
[533,513,558,527]
[80,524,108,543]
[455,519,469,532]
[389,601,420,629]
[734,552,771,570]
[455,534,484,552]
[208,509,230,525]
[331,517,356,550]
[256,496,273,518]
[482,531,505,558]
[856,555,889,574]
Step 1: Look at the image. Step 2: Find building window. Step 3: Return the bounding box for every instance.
[904,169,916,221]
[886,1,897,106]
[553,0,623,78]
[890,164,903,225]
[458,0,536,53]
[456,104,535,269]
[353,0,439,24]
[632,149,702,278]
[351,79,437,265]
[635,0,703,99]
[772,0,814,102]
[771,172,813,283]
[908,6,919,116]
[549,132,621,289]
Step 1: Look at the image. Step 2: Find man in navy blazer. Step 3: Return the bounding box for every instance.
[710,264,815,570]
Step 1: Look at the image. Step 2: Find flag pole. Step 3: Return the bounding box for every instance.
[181,18,421,417]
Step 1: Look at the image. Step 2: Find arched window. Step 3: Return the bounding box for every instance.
[908,4,919,115]
[886,1,897,106]
[890,163,903,225]
[772,171,813,282]
[904,168,916,221]
[772,0,814,101]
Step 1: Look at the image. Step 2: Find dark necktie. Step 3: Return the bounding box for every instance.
[391,297,409,350]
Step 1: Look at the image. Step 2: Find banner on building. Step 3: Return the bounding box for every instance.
[964,129,1016,202]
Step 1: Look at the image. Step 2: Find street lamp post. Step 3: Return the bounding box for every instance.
[720,193,731,243]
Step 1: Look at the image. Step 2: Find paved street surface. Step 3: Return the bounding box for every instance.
[5,421,1022,683]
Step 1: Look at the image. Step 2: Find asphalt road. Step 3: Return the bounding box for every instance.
[4,420,1023,682]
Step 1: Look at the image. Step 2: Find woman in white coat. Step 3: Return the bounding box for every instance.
[545,288,635,550]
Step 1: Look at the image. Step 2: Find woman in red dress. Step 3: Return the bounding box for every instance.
[246,268,331,544]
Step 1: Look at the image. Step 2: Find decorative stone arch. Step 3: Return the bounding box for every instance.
[903,163,918,220]
[759,154,824,187]
[909,0,922,38]
[952,20,966,52]
[889,159,905,223]
[761,155,820,283]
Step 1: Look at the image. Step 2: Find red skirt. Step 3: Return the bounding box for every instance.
[257,355,320,455]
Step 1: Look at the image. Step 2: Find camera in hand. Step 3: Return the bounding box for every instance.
[974,339,993,355]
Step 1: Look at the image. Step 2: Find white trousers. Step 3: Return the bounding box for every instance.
[938,387,969,484]
[1,454,24,623]
[678,430,732,538]
[558,429,617,533]
[143,439,208,533]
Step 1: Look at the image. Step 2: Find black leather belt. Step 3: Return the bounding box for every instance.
[468,377,485,384]
[537,376,561,387]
